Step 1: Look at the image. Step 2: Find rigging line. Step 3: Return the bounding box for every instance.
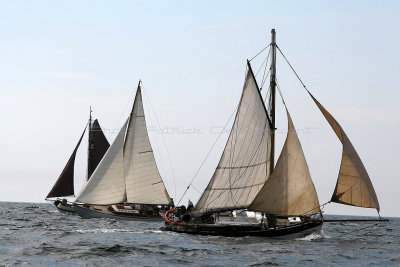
[276,45,310,93]
[177,104,239,206]
[255,46,271,78]
[113,87,136,137]
[141,84,177,202]
[276,80,287,107]
[260,46,272,89]
[140,86,170,192]
[260,67,271,89]
[299,201,331,216]
[249,44,271,62]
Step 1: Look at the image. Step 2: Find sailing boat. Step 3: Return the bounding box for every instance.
[163,29,386,237]
[46,110,110,213]
[74,81,174,220]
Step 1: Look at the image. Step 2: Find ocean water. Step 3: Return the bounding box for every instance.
[0,202,398,266]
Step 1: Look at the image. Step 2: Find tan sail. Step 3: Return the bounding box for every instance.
[76,120,128,205]
[124,87,172,205]
[194,65,272,214]
[250,111,320,215]
[308,93,380,212]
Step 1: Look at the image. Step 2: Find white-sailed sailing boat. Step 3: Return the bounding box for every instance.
[46,110,110,213]
[74,81,174,220]
[163,29,385,237]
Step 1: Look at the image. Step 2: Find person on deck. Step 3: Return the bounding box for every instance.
[181,200,194,223]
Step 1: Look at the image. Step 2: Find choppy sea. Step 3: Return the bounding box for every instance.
[0,202,399,266]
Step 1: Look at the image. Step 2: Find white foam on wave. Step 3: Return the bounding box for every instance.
[76,228,144,234]
[296,229,330,241]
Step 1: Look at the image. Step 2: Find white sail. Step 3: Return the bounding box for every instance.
[76,120,128,204]
[124,87,172,205]
[194,66,272,214]
[249,111,320,215]
[308,93,380,211]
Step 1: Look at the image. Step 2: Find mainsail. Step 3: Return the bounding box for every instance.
[249,110,320,215]
[194,64,273,214]
[46,125,87,198]
[87,119,110,179]
[307,93,380,212]
[76,83,172,205]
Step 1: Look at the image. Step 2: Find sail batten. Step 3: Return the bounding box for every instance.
[308,93,380,212]
[249,110,321,216]
[46,125,87,199]
[194,64,272,214]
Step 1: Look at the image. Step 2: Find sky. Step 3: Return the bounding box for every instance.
[0,1,399,217]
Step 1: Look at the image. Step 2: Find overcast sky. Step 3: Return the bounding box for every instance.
[0,1,399,217]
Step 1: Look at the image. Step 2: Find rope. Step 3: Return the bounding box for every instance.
[276,45,309,93]
[177,104,238,206]
[249,44,270,62]
[141,83,178,201]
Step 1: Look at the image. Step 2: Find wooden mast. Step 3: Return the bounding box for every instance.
[269,29,277,174]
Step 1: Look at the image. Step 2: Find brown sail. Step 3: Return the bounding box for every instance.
[249,110,320,216]
[46,126,87,198]
[308,92,380,212]
[87,119,110,179]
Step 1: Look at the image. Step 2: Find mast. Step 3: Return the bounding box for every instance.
[269,29,277,174]
[87,106,92,181]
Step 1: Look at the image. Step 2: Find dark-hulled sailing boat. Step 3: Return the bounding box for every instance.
[74,81,174,220]
[163,29,385,237]
[46,111,110,212]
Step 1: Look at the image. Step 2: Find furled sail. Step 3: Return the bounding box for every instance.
[194,64,272,214]
[87,119,110,179]
[308,93,380,212]
[249,110,320,215]
[76,120,128,204]
[46,125,87,198]
[124,87,172,205]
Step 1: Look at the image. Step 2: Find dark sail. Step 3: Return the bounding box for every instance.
[87,119,110,180]
[46,126,87,198]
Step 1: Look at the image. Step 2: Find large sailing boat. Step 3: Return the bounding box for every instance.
[163,29,385,237]
[74,81,174,220]
[46,110,110,213]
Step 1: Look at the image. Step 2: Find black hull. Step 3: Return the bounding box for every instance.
[162,221,322,237]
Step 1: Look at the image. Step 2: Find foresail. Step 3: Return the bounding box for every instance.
[124,87,172,205]
[308,93,380,212]
[76,120,128,204]
[46,125,87,198]
[88,119,110,179]
[249,111,320,215]
[194,64,272,214]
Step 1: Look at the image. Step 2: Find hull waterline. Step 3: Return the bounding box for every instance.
[74,204,165,221]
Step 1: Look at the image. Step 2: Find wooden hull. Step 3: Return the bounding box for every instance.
[162,221,322,237]
[74,204,165,221]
